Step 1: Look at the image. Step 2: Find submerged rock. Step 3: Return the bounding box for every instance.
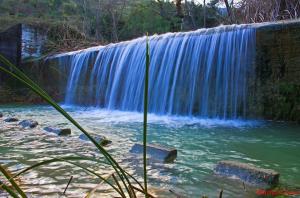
[168,189,189,198]
[214,160,279,187]
[0,113,3,118]
[79,134,112,146]
[130,143,177,163]
[4,117,19,122]
[44,127,71,136]
[19,120,38,128]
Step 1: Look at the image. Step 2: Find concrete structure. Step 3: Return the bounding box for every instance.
[130,143,177,163]
[0,24,21,66]
[215,160,280,187]
[0,24,47,92]
[4,117,19,122]
[19,120,39,128]
[79,134,112,146]
[253,20,300,122]
[44,127,71,136]
[0,24,47,66]
[1,20,300,123]
[47,20,300,122]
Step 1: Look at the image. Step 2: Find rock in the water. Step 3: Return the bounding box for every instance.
[0,113,3,118]
[130,143,177,163]
[19,120,38,128]
[4,117,19,122]
[214,161,280,187]
[79,134,111,146]
[44,127,71,136]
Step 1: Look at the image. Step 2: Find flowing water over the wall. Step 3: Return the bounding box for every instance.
[59,25,256,119]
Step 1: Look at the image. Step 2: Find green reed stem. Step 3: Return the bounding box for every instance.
[143,35,150,198]
[0,55,133,197]
[3,157,123,197]
[0,181,20,198]
[5,156,150,197]
[0,164,26,198]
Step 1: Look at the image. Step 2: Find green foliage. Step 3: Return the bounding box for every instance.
[120,2,171,40]
[263,82,300,123]
[62,1,78,16]
[0,0,222,44]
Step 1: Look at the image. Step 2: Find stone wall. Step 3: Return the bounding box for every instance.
[254,20,300,123]
[0,24,22,98]
[0,24,21,66]
[0,57,65,104]
[0,24,48,103]
[21,24,47,61]
[0,24,47,65]
[44,20,300,123]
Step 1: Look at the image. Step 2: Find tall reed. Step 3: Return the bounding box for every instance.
[143,35,150,198]
[0,38,152,198]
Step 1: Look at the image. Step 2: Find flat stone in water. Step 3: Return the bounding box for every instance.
[130,143,177,163]
[4,117,19,122]
[79,134,112,146]
[44,127,71,136]
[19,120,38,128]
[214,160,280,187]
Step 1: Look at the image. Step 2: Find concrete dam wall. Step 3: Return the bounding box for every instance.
[0,20,299,122]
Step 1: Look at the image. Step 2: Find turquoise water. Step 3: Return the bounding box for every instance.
[0,105,300,197]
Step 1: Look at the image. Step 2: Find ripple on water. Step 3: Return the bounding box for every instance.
[0,106,300,197]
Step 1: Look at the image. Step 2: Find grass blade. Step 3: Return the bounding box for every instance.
[3,156,146,197]
[132,186,156,198]
[2,157,123,197]
[63,176,73,195]
[0,164,26,198]
[85,172,114,198]
[0,181,21,198]
[143,34,150,197]
[112,174,126,198]
[0,54,134,197]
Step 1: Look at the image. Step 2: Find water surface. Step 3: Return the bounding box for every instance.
[1,105,300,197]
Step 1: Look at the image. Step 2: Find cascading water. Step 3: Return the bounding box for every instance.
[59,25,256,119]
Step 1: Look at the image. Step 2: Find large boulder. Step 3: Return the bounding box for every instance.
[19,119,38,128]
[79,134,111,146]
[130,143,177,163]
[214,161,280,187]
[44,127,71,136]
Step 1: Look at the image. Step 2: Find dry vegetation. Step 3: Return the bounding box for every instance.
[236,0,300,23]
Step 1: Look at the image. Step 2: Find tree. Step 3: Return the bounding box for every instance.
[237,0,300,23]
[174,0,185,30]
[95,0,104,41]
[203,0,206,27]
[119,1,172,40]
[224,0,233,22]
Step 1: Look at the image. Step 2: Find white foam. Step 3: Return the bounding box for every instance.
[61,105,262,128]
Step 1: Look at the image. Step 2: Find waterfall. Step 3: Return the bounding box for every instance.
[59,25,256,119]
